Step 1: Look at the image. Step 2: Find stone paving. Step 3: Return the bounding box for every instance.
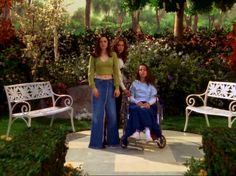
[66,130,204,175]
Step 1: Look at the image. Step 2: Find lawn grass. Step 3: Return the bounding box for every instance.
[161,114,232,134]
[0,112,234,139]
[0,113,91,138]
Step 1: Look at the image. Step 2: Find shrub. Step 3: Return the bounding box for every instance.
[184,157,207,176]
[202,127,236,176]
[0,127,69,176]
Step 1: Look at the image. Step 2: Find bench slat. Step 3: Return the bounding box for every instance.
[12,106,72,118]
[186,106,235,117]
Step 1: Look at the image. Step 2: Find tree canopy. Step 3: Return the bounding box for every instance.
[123,0,236,13]
[122,0,236,37]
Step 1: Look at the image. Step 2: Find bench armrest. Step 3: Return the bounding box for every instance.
[186,93,206,106]
[11,101,31,115]
[53,93,73,107]
[229,100,236,112]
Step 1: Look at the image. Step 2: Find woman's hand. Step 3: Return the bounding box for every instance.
[137,102,144,107]
[137,102,150,109]
[114,88,120,97]
[124,89,131,97]
[92,88,99,98]
[143,102,150,109]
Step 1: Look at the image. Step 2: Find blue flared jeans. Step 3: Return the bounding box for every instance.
[89,79,120,149]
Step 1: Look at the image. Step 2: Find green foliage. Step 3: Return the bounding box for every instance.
[184,126,236,176]
[155,12,175,35]
[12,0,70,81]
[71,7,85,24]
[0,46,28,85]
[0,127,69,176]
[139,7,157,34]
[190,0,213,13]
[122,0,149,11]
[191,0,236,13]
[93,0,116,15]
[0,45,32,111]
[184,157,207,176]
[163,0,186,12]
[125,30,229,115]
[46,53,89,87]
[202,127,236,176]
[65,20,85,35]
[68,8,86,35]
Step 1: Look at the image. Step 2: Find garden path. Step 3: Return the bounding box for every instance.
[65,130,203,175]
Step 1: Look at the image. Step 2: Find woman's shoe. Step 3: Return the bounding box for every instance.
[145,127,152,142]
[146,136,153,142]
[129,131,140,140]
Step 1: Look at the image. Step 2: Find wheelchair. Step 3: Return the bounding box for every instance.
[120,98,166,150]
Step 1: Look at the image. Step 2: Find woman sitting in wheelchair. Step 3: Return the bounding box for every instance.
[121,63,163,148]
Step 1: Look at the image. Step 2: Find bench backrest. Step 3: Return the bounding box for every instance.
[206,81,236,101]
[4,82,54,103]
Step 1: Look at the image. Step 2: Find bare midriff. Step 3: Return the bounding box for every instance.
[95,74,113,80]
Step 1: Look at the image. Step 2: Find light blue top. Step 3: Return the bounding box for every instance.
[129,80,157,105]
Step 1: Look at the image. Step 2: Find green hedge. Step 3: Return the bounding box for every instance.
[0,127,69,176]
[202,127,236,176]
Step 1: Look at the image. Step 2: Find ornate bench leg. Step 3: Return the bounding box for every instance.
[50,115,55,127]
[6,117,12,137]
[70,108,75,132]
[204,114,210,127]
[28,117,32,127]
[184,109,190,132]
[228,116,232,128]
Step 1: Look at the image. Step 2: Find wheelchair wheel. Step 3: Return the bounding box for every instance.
[155,135,166,149]
[120,136,128,149]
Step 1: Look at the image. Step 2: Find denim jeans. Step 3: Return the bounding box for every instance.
[121,103,161,146]
[89,79,120,149]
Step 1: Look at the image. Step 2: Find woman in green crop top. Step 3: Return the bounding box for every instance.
[88,34,120,149]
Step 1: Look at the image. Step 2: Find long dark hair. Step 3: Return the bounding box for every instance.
[136,63,154,85]
[112,37,129,63]
[91,34,112,58]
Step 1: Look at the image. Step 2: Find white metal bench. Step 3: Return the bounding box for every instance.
[4,81,75,136]
[184,81,236,131]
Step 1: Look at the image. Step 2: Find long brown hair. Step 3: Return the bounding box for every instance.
[136,64,154,85]
[112,37,129,63]
[91,34,112,58]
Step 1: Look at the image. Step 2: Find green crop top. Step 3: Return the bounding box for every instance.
[88,52,120,89]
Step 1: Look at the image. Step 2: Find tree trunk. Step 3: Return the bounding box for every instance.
[52,0,60,61]
[53,27,59,61]
[155,8,161,32]
[219,11,225,28]
[192,14,198,32]
[184,15,192,29]
[117,12,123,31]
[174,3,184,38]
[132,10,140,33]
[28,0,32,5]
[208,15,214,30]
[85,0,92,30]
